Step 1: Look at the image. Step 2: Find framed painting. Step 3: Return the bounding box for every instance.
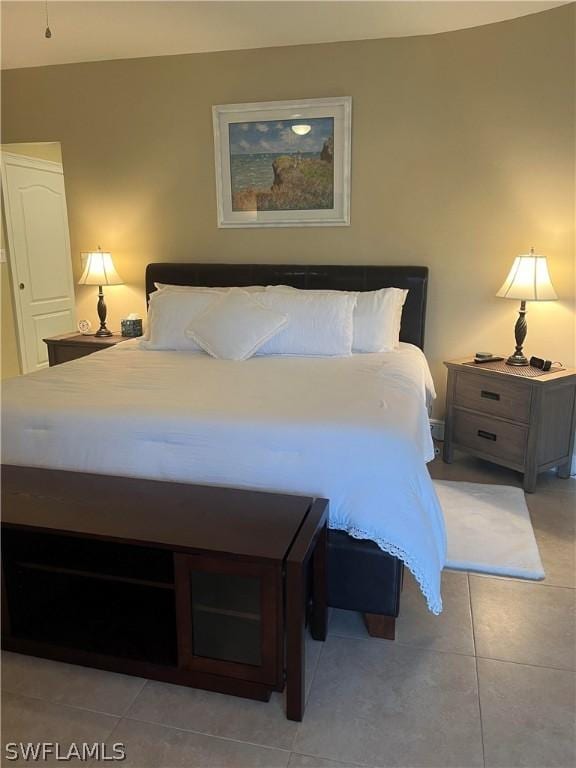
[212,97,351,228]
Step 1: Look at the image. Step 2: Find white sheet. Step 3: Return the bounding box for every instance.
[1,341,446,613]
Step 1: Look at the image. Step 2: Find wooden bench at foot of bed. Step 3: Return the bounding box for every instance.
[1,465,328,722]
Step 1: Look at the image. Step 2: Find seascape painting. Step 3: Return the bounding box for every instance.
[213,97,351,227]
[229,118,334,212]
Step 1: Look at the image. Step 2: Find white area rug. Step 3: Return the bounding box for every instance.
[435,480,545,580]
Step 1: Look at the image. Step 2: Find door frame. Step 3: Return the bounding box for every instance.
[0,151,74,373]
[1,201,23,376]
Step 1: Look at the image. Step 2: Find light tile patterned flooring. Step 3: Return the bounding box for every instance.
[2,454,575,767]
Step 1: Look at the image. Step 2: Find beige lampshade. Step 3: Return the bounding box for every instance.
[496,251,557,301]
[79,250,123,286]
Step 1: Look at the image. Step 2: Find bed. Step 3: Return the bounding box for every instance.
[1,263,445,630]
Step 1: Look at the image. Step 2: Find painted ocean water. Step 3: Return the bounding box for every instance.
[230,152,319,194]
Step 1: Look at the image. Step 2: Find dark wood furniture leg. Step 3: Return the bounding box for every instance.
[310,523,328,642]
[363,613,396,640]
[286,500,328,722]
[286,559,306,722]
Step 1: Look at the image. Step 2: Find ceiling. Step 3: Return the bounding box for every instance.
[1,1,569,70]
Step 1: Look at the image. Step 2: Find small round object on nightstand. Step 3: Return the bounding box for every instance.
[77,319,92,335]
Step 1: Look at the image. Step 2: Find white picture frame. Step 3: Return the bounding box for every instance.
[212,97,351,228]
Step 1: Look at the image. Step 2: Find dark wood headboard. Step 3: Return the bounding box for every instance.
[145,263,429,349]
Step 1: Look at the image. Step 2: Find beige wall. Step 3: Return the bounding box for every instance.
[2,142,62,163]
[1,5,574,413]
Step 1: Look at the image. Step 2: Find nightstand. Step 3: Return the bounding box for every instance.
[443,358,576,492]
[44,333,122,367]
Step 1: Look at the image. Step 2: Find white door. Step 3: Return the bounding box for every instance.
[1,152,76,373]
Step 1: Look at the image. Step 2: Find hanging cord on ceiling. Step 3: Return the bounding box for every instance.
[44,0,52,38]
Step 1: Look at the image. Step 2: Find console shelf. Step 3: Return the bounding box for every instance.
[15,560,175,590]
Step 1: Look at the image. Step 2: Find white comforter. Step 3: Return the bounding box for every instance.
[1,341,446,612]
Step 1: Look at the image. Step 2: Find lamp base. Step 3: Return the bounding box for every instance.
[506,300,529,367]
[506,353,529,367]
[95,285,113,337]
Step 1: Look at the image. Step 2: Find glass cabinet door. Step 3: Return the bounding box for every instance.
[190,569,261,666]
[174,554,279,685]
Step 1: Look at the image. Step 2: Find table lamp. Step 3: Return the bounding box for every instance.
[496,248,557,366]
[78,247,123,337]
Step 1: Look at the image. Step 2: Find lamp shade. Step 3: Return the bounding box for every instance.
[79,250,123,286]
[496,251,557,301]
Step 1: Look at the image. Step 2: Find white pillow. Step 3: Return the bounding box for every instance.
[185,288,287,361]
[392,289,408,349]
[144,285,266,342]
[141,289,218,351]
[268,285,407,352]
[354,288,407,352]
[256,289,356,357]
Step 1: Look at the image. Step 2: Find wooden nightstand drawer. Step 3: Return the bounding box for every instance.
[452,408,528,468]
[454,370,531,423]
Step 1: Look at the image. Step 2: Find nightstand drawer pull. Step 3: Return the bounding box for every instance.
[480,390,500,401]
[477,429,497,442]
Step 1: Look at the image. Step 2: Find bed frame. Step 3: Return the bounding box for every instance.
[146,262,429,639]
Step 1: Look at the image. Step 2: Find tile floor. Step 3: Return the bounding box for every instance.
[2,454,575,768]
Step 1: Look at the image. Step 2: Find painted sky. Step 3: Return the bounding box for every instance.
[229,117,333,155]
